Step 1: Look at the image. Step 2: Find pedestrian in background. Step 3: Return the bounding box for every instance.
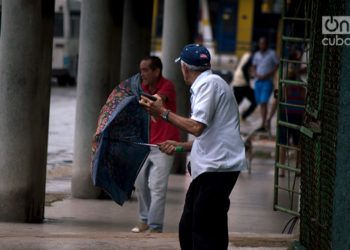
[231,50,257,122]
[140,44,247,249]
[131,56,180,233]
[252,37,279,132]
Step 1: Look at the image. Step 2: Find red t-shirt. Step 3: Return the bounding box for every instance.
[142,77,180,144]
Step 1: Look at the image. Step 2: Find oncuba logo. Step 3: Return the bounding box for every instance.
[322,16,350,46]
[322,16,350,34]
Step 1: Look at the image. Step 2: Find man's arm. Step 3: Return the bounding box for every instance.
[166,110,205,137]
[158,140,193,155]
[139,95,206,137]
[242,56,253,84]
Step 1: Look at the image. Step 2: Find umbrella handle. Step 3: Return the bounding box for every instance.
[175,146,185,153]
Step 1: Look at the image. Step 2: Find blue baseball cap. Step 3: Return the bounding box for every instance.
[175,44,211,68]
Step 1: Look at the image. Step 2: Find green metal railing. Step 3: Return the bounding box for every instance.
[278,1,344,248]
[273,0,311,217]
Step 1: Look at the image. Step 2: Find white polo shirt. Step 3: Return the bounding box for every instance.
[189,70,247,179]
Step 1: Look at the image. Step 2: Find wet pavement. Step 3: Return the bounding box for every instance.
[46,86,277,176]
[47,86,76,171]
[0,86,297,249]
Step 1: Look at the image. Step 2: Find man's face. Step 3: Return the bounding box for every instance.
[140,59,159,86]
[258,38,268,52]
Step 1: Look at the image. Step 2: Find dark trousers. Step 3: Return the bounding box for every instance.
[233,86,257,119]
[179,171,240,250]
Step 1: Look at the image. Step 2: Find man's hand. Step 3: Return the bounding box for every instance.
[139,94,165,118]
[158,140,179,155]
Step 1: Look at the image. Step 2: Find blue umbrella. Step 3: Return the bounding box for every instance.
[91,74,150,205]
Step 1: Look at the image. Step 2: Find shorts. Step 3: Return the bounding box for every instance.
[254,79,273,104]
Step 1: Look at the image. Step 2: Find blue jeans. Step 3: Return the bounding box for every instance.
[135,147,174,231]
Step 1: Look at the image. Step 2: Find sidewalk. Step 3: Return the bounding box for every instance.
[0,169,296,249]
[0,230,294,250]
[0,87,297,249]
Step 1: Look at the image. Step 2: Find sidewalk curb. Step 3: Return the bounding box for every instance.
[229,232,297,247]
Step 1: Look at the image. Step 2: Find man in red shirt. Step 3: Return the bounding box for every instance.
[131,56,179,233]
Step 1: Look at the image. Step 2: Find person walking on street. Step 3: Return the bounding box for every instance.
[140,44,247,249]
[131,56,180,233]
[231,51,257,121]
[252,37,279,132]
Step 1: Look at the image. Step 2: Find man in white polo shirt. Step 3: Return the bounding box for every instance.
[140,44,247,249]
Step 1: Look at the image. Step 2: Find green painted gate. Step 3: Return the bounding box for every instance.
[274,1,345,249]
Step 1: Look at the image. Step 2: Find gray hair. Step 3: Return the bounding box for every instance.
[180,61,210,72]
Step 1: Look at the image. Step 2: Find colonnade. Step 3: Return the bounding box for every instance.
[0,0,191,222]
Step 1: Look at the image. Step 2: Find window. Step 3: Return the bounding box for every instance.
[70,11,80,38]
[54,13,64,37]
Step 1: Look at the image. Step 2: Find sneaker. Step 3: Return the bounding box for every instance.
[148,228,162,233]
[131,222,149,233]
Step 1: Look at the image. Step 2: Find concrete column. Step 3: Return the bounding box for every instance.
[119,0,153,80]
[72,0,116,198]
[162,0,191,173]
[109,0,124,89]
[0,0,55,222]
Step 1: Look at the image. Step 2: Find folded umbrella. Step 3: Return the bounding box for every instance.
[91,73,151,205]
